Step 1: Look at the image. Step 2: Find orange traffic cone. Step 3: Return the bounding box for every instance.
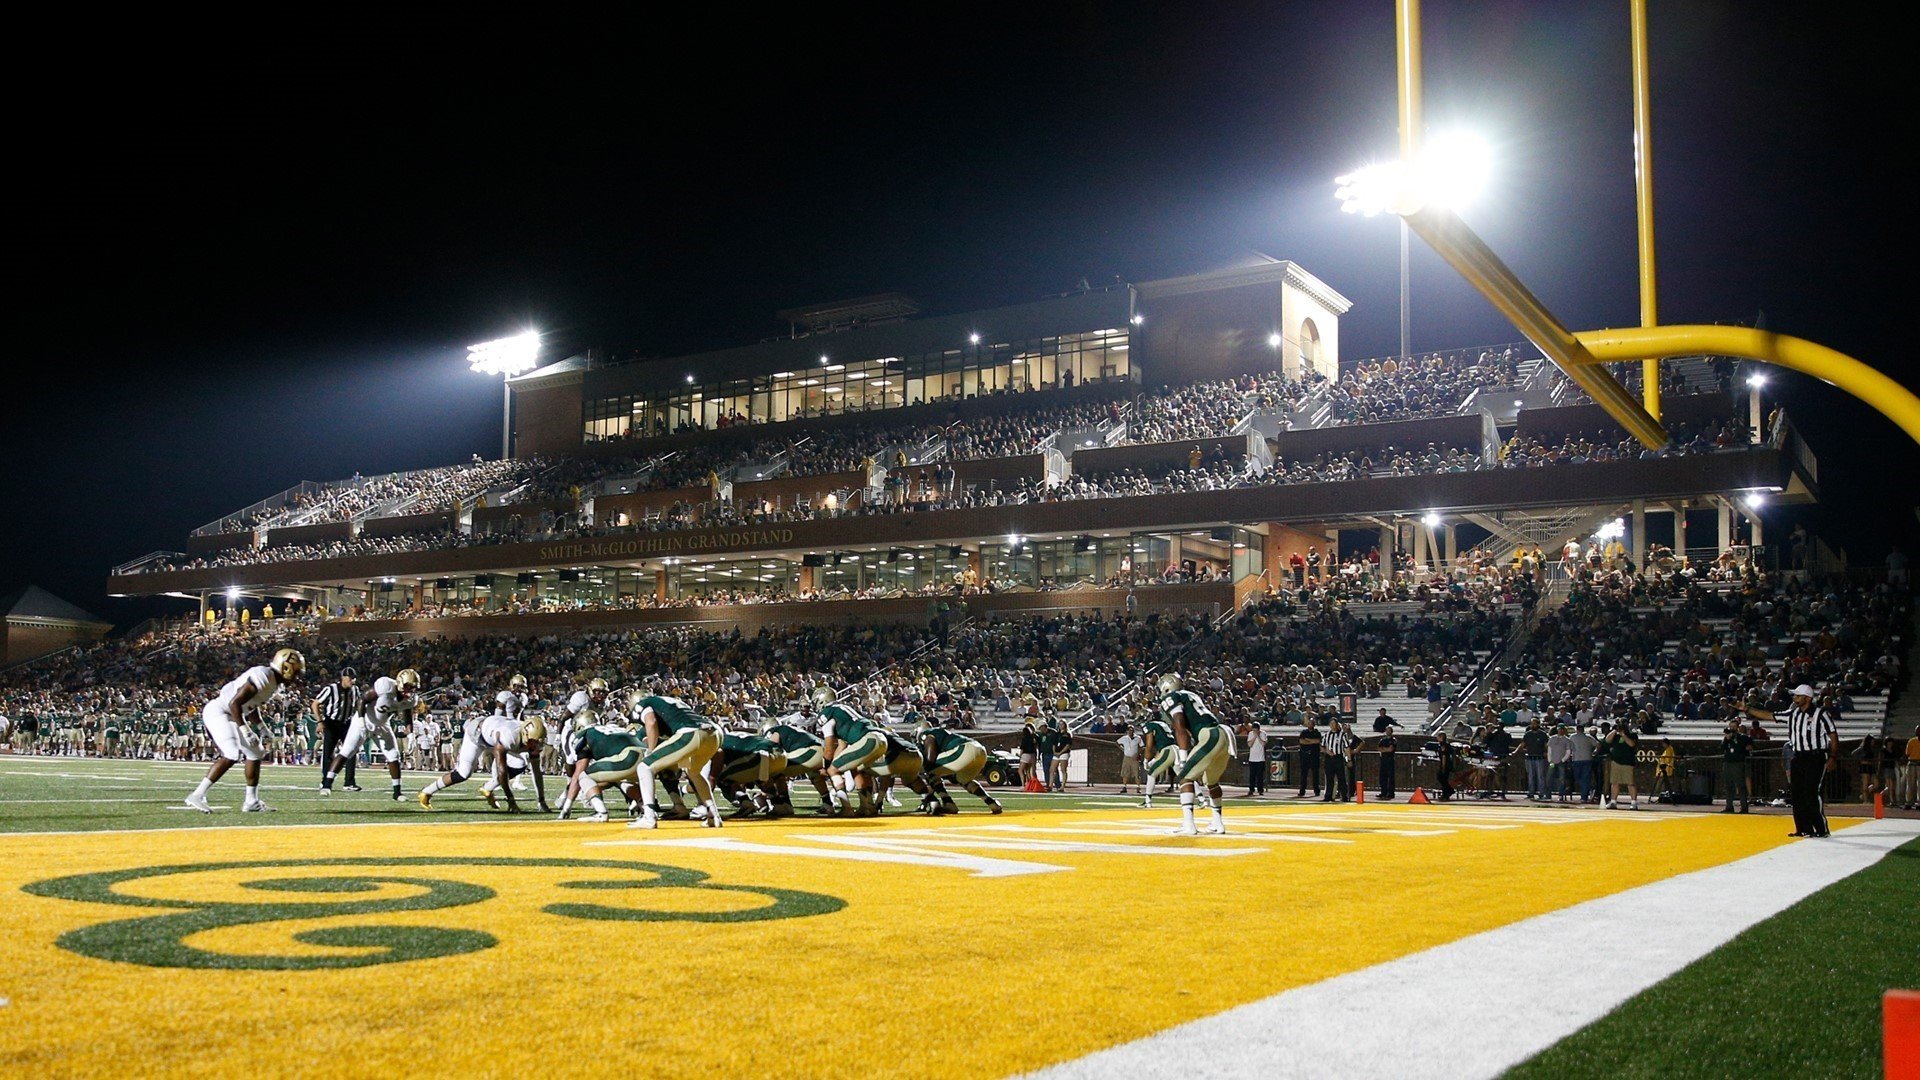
[1408,787,1430,805]
[1875,790,1886,820]
[1886,990,1919,1080]
[1025,776,1044,793]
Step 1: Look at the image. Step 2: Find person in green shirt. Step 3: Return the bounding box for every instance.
[1719,717,1753,814]
[868,729,939,812]
[918,723,1004,815]
[1139,715,1179,809]
[626,688,723,829]
[1159,673,1234,835]
[556,725,648,822]
[762,714,836,815]
[711,731,788,818]
[816,692,890,817]
[1603,722,1640,810]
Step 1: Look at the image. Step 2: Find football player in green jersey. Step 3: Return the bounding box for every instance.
[763,712,839,815]
[868,730,938,813]
[712,730,788,818]
[1139,713,1180,809]
[555,724,648,822]
[817,691,890,816]
[918,722,1004,814]
[625,687,724,829]
[1159,673,1233,835]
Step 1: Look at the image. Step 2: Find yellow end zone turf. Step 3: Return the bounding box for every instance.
[0,805,1850,1078]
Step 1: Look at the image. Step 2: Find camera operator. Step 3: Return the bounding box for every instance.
[1602,719,1640,810]
[1718,715,1753,813]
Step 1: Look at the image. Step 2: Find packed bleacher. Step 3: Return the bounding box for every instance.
[4,581,1520,760]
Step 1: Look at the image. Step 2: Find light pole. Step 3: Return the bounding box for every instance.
[1337,130,1490,361]
[468,331,543,459]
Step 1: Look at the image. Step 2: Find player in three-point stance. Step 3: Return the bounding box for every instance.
[185,648,305,813]
[762,712,837,815]
[712,729,789,818]
[554,724,648,822]
[418,713,550,812]
[917,722,1004,814]
[1159,673,1232,835]
[322,667,419,801]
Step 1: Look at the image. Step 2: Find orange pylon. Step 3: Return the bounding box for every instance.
[1408,787,1430,805]
[1886,990,1919,1080]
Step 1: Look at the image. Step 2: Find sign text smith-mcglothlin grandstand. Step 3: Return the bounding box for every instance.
[536,528,797,561]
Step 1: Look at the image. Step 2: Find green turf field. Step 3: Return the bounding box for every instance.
[1505,835,1920,1080]
[0,755,1168,833]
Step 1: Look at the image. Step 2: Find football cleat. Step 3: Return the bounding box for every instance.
[583,811,610,823]
[185,792,213,814]
[483,789,499,809]
[986,798,1004,815]
[242,799,274,813]
[418,791,434,810]
[1203,823,1227,835]
[318,787,331,797]
[703,807,724,828]
[1172,824,1199,836]
[628,811,659,830]
[390,790,405,802]
[343,784,361,793]
[662,806,692,820]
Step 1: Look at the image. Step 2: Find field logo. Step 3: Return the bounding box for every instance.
[23,856,844,970]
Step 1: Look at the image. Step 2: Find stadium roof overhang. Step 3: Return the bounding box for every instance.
[109,447,1800,598]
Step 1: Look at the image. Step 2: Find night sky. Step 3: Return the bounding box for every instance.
[10,2,1913,625]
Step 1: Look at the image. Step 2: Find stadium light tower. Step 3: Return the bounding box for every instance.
[468,330,542,459]
[1337,129,1490,359]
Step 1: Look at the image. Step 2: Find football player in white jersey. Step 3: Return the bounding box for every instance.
[475,673,535,803]
[417,714,550,812]
[556,677,611,766]
[496,674,529,723]
[185,649,304,813]
[322,668,419,802]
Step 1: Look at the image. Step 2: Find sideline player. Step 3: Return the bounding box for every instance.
[185,649,304,813]
[418,713,550,812]
[323,668,418,801]
[626,688,724,829]
[918,722,1004,814]
[1159,673,1232,835]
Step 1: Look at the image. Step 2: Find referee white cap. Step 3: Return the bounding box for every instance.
[1791,683,1817,699]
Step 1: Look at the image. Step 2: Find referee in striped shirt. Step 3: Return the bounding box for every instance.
[1743,683,1838,838]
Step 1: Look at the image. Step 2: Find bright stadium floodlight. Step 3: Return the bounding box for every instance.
[1336,131,1492,218]
[466,331,542,377]
[1267,332,1283,349]
[1745,492,1767,509]
[469,330,542,458]
[1421,512,1442,528]
[969,332,982,345]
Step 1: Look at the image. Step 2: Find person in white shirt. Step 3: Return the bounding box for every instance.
[419,713,549,812]
[185,649,304,813]
[1546,724,1573,802]
[1116,725,1143,794]
[1240,721,1269,797]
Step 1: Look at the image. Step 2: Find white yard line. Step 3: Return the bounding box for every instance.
[1020,818,1920,1080]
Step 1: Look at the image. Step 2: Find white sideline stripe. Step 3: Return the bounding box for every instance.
[1020,818,1920,1080]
